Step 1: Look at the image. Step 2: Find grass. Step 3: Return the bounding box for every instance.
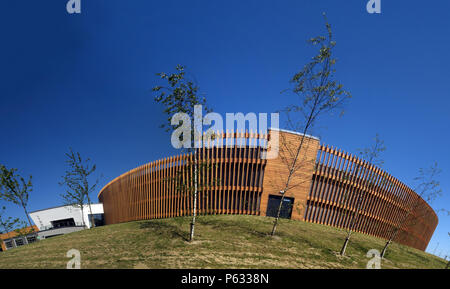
[0,215,446,269]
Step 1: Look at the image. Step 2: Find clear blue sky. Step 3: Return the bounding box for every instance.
[1,1,449,257]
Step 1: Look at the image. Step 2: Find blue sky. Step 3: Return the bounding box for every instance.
[1,1,449,257]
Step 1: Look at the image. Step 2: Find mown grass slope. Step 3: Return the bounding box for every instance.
[0,215,445,269]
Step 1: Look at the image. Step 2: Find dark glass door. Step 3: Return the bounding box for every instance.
[266,195,294,219]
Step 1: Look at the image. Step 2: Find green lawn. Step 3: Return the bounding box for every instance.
[0,215,446,269]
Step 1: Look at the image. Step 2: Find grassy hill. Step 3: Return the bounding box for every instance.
[0,215,446,269]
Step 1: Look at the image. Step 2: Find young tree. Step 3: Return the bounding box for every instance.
[380,162,442,258]
[0,208,21,249]
[60,149,99,228]
[0,165,33,227]
[340,134,386,256]
[0,206,21,236]
[59,176,88,228]
[153,64,212,241]
[271,14,352,236]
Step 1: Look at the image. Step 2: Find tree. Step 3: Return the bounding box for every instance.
[59,173,88,228]
[153,64,212,241]
[0,206,21,236]
[340,134,386,255]
[0,165,33,227]
[380,162,442,258]
[60,149,99,228]
[271,14,352,236]
[0,206,35,249]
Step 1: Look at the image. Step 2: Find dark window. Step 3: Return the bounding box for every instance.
[88,214,105,227]
[27,235,37,244]
[266,195,294,219]
[51,218,76,228]
[5,240,14,249]
[14,238,24,247]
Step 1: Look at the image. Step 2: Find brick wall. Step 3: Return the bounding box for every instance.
[261,130,320,220]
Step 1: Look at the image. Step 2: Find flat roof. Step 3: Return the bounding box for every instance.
[29,203,102,214]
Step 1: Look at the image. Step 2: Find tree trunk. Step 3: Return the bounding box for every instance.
[271,126,309,236]
[340,233,351,256]
[80,206,86,228]
[381,165,438,259]
[271,194,286,236]
[86,195,95,228]
[380,239,392,259]
[190,155,198,242]
[22,206,33,229]
[339,175,362,256]
[381,195,418,258]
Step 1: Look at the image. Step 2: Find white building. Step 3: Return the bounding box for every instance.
[30,203,104,231]
[1,203,104,250]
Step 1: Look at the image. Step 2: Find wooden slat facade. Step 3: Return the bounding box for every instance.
[98,130,438,252]
[304,144,438,251]
[99,131,267,225]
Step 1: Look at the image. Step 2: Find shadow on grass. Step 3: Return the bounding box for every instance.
[139,221,189,242]
[197,217,270,239]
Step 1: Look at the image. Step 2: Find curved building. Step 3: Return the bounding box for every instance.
[98,129,438,251]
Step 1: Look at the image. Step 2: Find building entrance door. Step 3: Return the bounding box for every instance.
[266,195,294,219]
